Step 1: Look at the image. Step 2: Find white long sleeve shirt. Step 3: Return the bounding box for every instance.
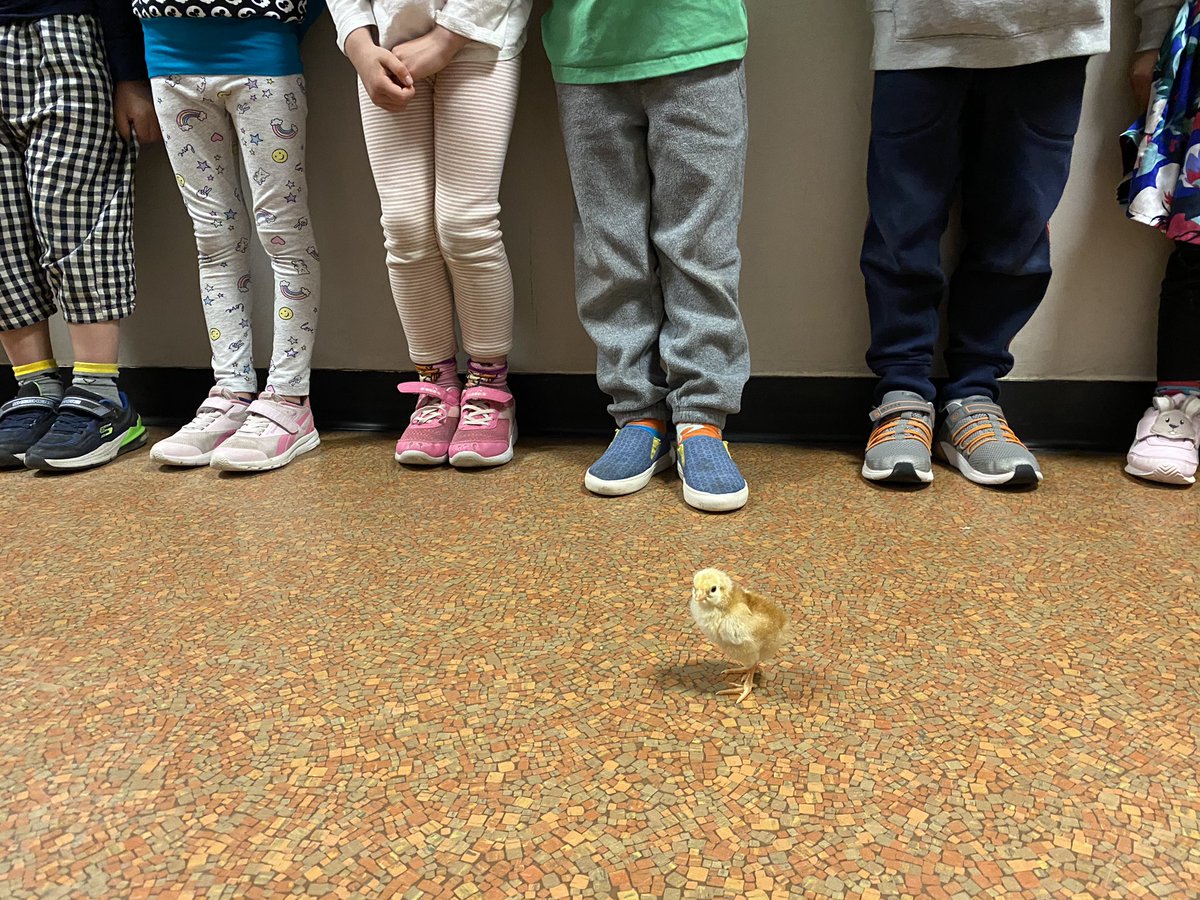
[328,0,531,61]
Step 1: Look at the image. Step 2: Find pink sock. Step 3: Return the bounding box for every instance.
[1157,381,1200,397]
[415,356,461,391]
[466,359,508,390]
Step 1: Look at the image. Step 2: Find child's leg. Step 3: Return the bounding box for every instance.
[0,52,63,420]
[428,57,522,468]
[431,57,522,371]
[220,74,321,399]
[152,75,256,395]
[555,79,670,426]
[12,17,137,408]
[0,85,59,370]
[943,56,1087,402]
[1126,241,1200,484]
[641,60,749,432]
[860,67,971,405]
[8,17,146,470]
[1156,242,1200,394]
[357,78,453,367]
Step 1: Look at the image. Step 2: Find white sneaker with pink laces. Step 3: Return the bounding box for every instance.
[210,389,320,472]
[448,385,516,467]
[394,381,461,465]
[1125,393,1200,485]
[150,386,250,467]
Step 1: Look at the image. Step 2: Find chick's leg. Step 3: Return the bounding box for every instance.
[717,664,758,703]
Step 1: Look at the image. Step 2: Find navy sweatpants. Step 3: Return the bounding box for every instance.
[860,57,1088,404]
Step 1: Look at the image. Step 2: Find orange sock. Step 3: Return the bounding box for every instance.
[677,423,722,442]
[627,418,666,435]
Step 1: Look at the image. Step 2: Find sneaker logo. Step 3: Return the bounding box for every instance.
[650,437,661,460]
[100,424,113,437]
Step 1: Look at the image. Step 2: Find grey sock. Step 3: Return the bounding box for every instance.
[15,366,64,402]
[71,370,121,405]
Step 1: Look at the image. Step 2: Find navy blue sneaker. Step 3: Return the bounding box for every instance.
[0,385,60,468]
[677,427,749,512]
[584,423,674,496]
[24,388,147,471]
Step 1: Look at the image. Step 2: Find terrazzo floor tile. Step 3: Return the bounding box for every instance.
[1,433,1198,897]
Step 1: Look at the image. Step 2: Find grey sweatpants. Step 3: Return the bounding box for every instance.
[556,61,750,429]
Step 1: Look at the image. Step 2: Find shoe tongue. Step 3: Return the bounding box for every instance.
[15,382,46,398]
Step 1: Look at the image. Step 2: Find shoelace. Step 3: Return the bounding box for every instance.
[46,407,96,439]
[951,414,1024,454]
[0,407,54,433]
[236,411,273,437]
[867,414,932,450]
[180,406,225,433]
[411,397,448,426]
[459,399,496,428]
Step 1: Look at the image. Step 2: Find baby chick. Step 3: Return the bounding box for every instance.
[689,568,789,703]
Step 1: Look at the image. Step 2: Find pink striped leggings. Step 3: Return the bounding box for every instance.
[358,56,521,365]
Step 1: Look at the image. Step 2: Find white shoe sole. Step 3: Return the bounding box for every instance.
[584,450,674,496]
[1124,461,1196,485]
[211,431,320,472]
[449,422,517,469]
[938,441,1042,486]
[27,427,145,471]
[395,449,448,465]
[678,460,749,512]
[861,461,933,484]
[151,445,214,467]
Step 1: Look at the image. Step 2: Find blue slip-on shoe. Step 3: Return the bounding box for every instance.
[24,388,147,471]
[676,428,749,512]
[584,423,674,496]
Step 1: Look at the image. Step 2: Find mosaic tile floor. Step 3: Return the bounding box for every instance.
[1,433,1198,898]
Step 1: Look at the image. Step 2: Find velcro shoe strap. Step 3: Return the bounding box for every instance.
[57,394,111,419]
[398,381,458,402]
[246,399,301,434]
[870,398,933,422]
[0,395,58,417]
[462,385,512,405]
[961,400,1004,418]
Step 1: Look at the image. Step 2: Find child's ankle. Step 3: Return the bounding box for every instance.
[466,358,508,390]
[626,417,666,435]
[676,423,722,443]
[1157,381,1200,397]
[416,356,462,390]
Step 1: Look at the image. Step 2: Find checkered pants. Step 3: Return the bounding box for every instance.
[0,15,138,331]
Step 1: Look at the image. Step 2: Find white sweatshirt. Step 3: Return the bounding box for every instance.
[871,0,1180,70]
[328,0,531,61]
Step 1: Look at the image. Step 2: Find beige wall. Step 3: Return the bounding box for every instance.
[43,1,1171,380]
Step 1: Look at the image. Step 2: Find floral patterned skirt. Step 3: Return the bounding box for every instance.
[1122,1,1200,242]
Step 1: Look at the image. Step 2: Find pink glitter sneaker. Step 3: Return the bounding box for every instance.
[448,385,516,468]
[209,389,320,472]
[395,381,461,465]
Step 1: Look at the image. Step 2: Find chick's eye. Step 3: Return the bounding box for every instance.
[710,585,718,593]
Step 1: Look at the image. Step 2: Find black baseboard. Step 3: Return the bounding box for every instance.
[0,367,1153,452]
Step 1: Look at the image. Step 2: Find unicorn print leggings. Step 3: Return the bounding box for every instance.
[152,74,320,395]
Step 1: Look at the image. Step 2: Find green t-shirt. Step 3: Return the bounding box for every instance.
[542,0,748,85]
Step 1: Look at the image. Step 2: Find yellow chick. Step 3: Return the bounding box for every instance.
[689,568,790,703]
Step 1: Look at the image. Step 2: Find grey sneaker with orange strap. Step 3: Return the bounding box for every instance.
[936,396,1042,486]
[862,391,935,484]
